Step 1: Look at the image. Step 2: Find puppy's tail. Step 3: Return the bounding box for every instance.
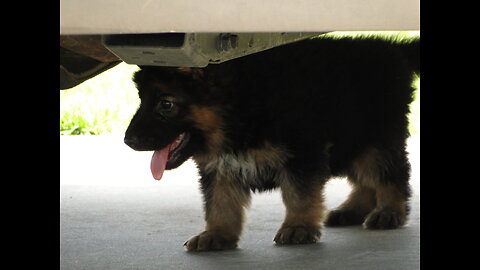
[398,38,420,75]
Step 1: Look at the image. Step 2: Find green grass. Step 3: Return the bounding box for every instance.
[60,31,419,136]
[60,63,140,135]
[324,31,419,40]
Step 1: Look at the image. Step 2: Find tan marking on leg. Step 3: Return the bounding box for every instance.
[339,184,376,212]
[350,148,385,189]
[205,175,251,238]
[274,178,325,244]
[351,148,407,211]
[280,179,325,229]
[346,147,409,229]
[362,183,408,229]
[185,175,251,251]
[375,184,407,216]
[325,183,376,226]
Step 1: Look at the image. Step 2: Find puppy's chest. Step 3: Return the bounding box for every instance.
[195,144,290,187]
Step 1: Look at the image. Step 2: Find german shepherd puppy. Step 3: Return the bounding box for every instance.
[124,35,419,251]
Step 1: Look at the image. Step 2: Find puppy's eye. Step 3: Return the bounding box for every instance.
[154,99,176,120]
[159,100,173,111]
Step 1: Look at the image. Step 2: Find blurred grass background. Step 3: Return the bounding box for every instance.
[60,63,140,135]
[60,31,419,136]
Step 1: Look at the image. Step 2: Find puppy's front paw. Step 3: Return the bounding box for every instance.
[274,226,321,245]
[184,231,238,251]
[363,208,406,230]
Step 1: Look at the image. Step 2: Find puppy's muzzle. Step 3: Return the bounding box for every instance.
[124,135,140,149]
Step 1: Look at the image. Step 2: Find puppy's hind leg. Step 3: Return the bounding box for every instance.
[325,184,376,227]
[363,147,411,230]
[325,147,411,229]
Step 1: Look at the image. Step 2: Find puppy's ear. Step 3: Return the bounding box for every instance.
[132,68,145,88]
[176,67,205,80]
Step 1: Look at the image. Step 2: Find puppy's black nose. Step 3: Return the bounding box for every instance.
[124,135,138,148]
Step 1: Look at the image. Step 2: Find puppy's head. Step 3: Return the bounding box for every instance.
[125,66,219,180]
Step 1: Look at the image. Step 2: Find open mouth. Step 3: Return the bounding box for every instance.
[150,132,190,180]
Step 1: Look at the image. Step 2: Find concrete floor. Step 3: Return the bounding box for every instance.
[60,135,419,270]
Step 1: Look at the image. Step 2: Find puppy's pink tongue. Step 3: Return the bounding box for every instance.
[150,140,181,180]
[150,148,169,180]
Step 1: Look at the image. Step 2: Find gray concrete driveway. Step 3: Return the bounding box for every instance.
[60,135,419,269]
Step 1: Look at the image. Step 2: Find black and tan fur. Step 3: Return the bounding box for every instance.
[124,35,419,251]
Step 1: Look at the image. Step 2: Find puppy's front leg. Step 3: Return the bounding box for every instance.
[274,178,325,245]
[184,172,251,251]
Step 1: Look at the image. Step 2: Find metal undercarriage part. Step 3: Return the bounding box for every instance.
[102,32,326,67]
[60,32,326,89]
